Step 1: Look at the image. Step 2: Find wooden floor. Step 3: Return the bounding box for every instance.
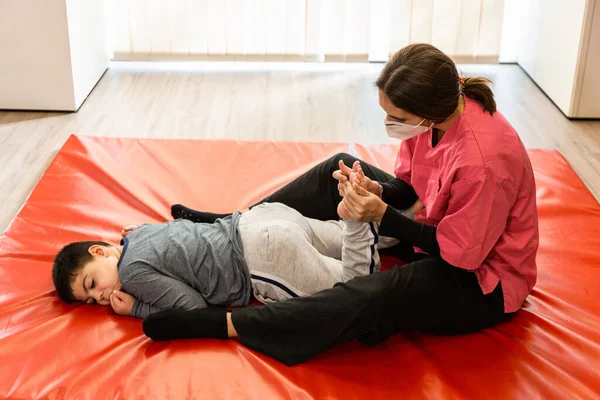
[1,62,599,233]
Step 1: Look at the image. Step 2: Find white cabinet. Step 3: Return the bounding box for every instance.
[516,0,543,78]
[0,0,109,111]
[516,0,600,118]
[575,0,600,117]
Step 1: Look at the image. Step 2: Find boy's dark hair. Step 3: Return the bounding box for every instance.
[52,241,110,302]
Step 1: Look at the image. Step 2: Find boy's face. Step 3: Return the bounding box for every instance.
[70,245,122,306]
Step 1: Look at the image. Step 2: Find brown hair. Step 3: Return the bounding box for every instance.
[376,43,496,120]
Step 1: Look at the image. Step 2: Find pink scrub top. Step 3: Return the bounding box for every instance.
[394,96,539,313]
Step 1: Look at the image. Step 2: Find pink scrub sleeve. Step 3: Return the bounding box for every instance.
[436,175,515,270]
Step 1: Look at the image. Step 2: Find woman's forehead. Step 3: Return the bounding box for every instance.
[379,94,414,120]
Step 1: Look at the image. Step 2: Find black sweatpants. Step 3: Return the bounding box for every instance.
[233,153,513,366]
[256,152,394,221]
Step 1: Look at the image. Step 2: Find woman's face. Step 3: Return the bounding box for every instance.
[378,90,429,126]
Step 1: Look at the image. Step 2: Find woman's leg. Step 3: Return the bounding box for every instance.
[172,153,395,223]
[143,257,511,366]
[256,153,393,221]
[229,258,510,366]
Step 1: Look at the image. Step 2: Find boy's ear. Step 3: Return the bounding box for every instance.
[88,245,108,257]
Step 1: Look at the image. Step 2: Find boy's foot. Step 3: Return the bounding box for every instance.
[337,164,370,221]
[337,199,351,220]
[349,163,369,191]
[171,204,230,223]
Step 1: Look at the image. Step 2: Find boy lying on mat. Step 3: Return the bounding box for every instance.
[52,166,401,318]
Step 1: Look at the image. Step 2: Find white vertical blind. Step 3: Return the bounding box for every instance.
[108,0,506,62]
[455,0,484,58]
[410,0,434,44]
[188,0,208,54]
[389,0,413,54]
[368,0,391,61]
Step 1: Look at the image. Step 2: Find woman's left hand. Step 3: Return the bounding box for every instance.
[343,184,388,223]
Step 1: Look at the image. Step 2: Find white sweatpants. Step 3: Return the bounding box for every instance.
[237,202,394,304]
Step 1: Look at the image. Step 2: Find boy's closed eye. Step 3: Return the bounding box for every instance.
[85,278,96,304]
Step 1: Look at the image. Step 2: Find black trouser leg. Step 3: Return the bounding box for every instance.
[255,153,394,221]
[231,257,512,366]
[172,153,394,223]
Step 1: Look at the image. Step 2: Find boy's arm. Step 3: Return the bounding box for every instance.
[123,267,208,319]
[110,290,163,318]
[131,298,164,319]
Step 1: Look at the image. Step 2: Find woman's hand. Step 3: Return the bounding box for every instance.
[332,160,352,197]
[342,183,388,223]
[413,199,424,214]
[110,290,135,316]
[332,160,380,197]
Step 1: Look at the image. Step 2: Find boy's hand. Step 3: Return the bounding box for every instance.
[110,290,135,316]
[120,225,138,237]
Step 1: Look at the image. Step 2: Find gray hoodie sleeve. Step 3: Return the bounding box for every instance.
[124,264,208,319]
[132,299,163,319]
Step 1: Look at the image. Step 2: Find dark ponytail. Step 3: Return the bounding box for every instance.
[461,76,496,115]
[376,43,497,120]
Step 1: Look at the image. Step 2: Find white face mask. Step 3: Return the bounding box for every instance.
[385,117,434,140]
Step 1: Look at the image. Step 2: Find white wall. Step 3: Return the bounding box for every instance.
[577,0,600,117]
[533,0,587,115]
[66,0,110,109]
[498,0,524,63]
[0,0,75,110]
[509,0,594,117]
[0,0,108,111]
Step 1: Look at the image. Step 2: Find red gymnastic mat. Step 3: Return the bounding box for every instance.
[1,135,599,399]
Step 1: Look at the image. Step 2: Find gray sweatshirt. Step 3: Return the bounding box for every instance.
[117,212,252,318]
